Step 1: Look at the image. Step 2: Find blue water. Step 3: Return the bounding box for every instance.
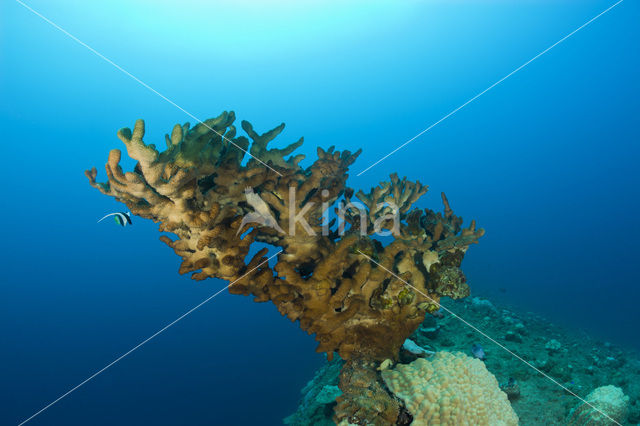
[1,1,639,424]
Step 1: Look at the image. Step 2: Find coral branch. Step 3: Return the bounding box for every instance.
[87,111,484,425]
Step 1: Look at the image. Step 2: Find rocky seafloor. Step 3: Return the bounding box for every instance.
[285,297,640,425]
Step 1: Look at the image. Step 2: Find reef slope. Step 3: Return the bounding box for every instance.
[286,296,640,425]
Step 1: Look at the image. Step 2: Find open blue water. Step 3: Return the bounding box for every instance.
[1,1,639,424]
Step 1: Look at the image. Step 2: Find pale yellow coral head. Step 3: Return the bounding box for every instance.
[422,250,439,271]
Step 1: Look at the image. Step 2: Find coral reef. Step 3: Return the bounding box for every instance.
[567,385,629,426]
[287,296,640,425]
[86,111,483,424]
[381,351,519,425]
[335,358,401,425]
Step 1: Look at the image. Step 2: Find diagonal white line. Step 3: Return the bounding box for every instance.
[14,0,283,177]
[356,250,621,426]
[18,249,282,426]
[356,0,625,176]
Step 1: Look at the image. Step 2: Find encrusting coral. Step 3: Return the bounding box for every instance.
[381,351,519,425]
[86,111,484,425]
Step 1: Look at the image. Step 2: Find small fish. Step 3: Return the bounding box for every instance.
[432,309,445,319]
[471,343,486,360]
[97,211,132,227]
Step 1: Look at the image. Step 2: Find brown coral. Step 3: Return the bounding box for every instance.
[87,111,484,424]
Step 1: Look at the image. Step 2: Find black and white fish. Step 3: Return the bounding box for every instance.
[97,211,132,227]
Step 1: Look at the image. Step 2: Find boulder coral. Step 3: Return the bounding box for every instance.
[567,385,629,425]
[381,351,519,425]
[86,111,484,424]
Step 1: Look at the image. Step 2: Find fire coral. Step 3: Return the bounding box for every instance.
[86,111,484,425]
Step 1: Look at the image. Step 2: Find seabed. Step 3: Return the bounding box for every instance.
[286,296,640,425]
